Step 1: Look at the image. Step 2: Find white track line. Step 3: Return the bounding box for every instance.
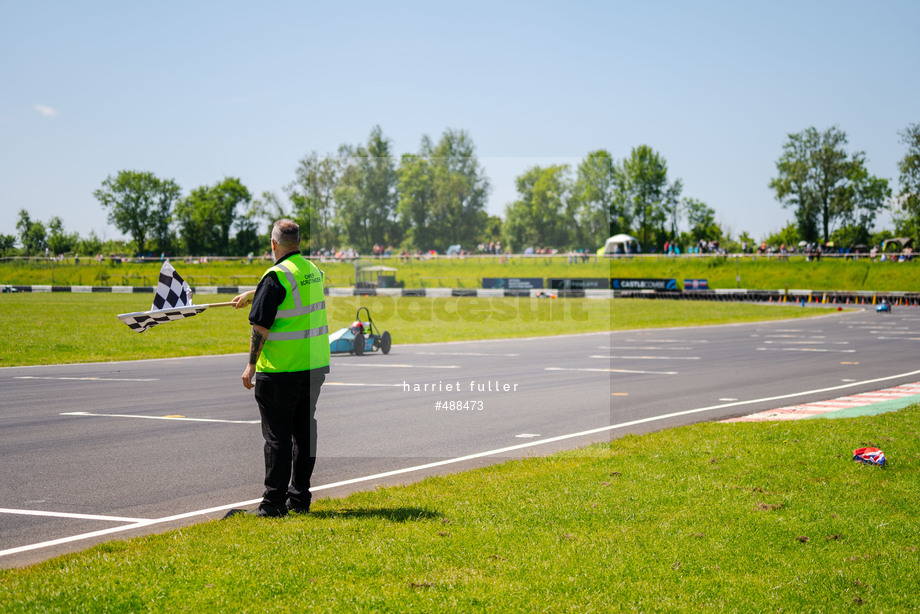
[611,346,693,350]
[7,366,920,560]
[14,376,159,382]
[755,347,856,353]
[331,363,460,369]
[60,412,259,425]
[604,355,700,360]
[762,340,849,345]
[0,509,149,523]
[411,352,520,357]
[546,367,677,375]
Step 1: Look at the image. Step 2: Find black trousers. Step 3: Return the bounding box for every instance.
[254,372,325,508]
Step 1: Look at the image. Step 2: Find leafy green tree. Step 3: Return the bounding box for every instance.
[397,129,490,252]
[835,159,890,245]
[287,152,343,250]
[16,209,47,255]
[397,145,436,250]
[175,177,251,255]
[233,200,267,256]
[76,230,103,257]
[46,216,79,255]
[659,178,684,244]
[894,123,920,245]
[481,215,503,246]
[615,145,676,250]
[762,222,800,248]
[94,170,180,255]
[503,165,572,252]
[571,150,617,248]
[769,126,884,244]
[684,198,721,244]
[430,129,489,251]
[0,233,17,255]
[336,127,399,252]
[770,127,835,242]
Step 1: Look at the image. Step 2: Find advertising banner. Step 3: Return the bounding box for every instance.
[610,278,678,291]
[684,279,709,290]
[481,277,544,290]
[548,278,609,290]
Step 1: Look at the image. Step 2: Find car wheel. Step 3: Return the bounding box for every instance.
[380,331,391,355]
[353,333,365,356]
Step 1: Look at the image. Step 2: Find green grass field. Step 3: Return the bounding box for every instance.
[1,406,918,611]
[0,294,834,367]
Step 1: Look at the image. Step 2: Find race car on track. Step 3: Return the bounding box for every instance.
[329,307,392,355]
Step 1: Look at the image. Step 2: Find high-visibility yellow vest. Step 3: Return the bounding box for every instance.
[256,254,331,373]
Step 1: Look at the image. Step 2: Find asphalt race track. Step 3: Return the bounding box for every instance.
[3,305,920,567]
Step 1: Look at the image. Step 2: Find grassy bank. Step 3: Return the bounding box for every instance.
[2,254,919,291]
[2,405,918,611]
[0,256,608,289]
[0,294,833,367]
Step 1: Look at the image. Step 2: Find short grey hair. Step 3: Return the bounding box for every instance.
[271,219,300,249]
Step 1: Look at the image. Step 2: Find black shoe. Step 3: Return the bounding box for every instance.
[286,500,310,514]
[247,503,287,518]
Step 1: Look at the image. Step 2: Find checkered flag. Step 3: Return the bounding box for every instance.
[152,260,193,310]
[116,261,233,333]
[117,305,209,333]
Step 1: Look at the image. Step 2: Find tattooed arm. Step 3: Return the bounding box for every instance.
[241,324,269,390]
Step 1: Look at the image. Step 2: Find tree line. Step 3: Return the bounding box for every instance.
[3,123,918,257]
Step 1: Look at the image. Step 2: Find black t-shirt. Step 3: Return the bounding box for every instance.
[249,251,330,379]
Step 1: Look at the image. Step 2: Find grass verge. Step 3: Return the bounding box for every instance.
[0,294,835,367]
[1,407,918,611]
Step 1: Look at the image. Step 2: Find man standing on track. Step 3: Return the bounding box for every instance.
[232,219,330,517]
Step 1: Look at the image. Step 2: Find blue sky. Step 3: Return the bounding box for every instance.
[2,0,918,245]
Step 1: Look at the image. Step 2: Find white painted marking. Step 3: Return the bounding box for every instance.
[621,339,708,343]
[608,346,692,350]
[411,352,520,357]
[877,337,920,341]
[0,508,148,523]
[719,398,738,401]
[14,376,159,382]
[332,363,460,369]
[546,367,678,375]
[842,379,856,382]
[515,433,541,438]
[756,347,856,353]
[8,367,920,560]
[603,355,700,360]
[758,334,826,339]
[762,340,849,345]
[60,411,259,424]
[849,326,908,330]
